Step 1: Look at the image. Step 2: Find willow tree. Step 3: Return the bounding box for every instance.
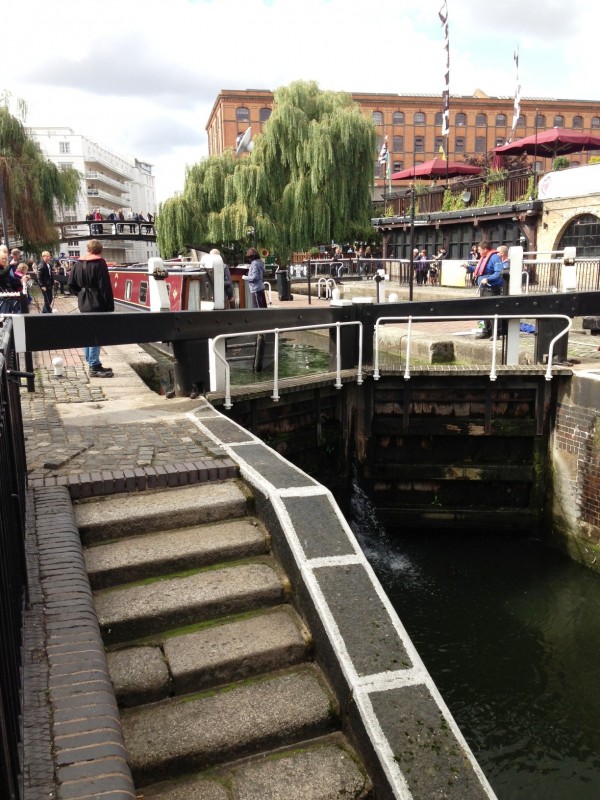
[0,97,80,252]
[157,81,376,261]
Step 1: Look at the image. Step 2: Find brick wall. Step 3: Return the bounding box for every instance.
[551,372,600,570]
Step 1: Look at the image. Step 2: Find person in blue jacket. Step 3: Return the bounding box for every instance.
[462,240,504,339]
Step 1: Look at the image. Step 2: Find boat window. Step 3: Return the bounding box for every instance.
[139,281,148,304]
[125,280,132,301]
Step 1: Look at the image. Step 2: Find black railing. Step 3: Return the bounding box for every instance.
[0,318,28,800]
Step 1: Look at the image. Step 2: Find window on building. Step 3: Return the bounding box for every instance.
[573,115,583,129]
[533,161,543,173]
[68,250,79,257]
[592,117,600,129]
[475,113,487,127]
[558,213,600,257]
[455,137,465,153]
[59,162,73,171]
[434,136,445,153]
[554,115,564,127]
[495,137,505,147]
[393,161,403,172]
[517,115,526,127]
[372,111,383,125]
[434,112,443,126]
[495,114,507,126]
[414,112,426,125]
[59,141,70,154]
[535,113,546,128]
[475,136,486,153]
[392,111,404,124]
[139,281,149,304]
[374,162,382,178]
[259,108,271,123]
[414,136,425,153]
[67,240,78,247]
[392,135,404,152]
[236,107,250,122]
[455,113,467,127]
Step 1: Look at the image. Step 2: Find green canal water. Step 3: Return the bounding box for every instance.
[347,482,600,800]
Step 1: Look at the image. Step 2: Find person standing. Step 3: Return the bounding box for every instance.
[37,251,55,313]
[243,247,267,308]
[67,239,115,377]
[462,240,504,339]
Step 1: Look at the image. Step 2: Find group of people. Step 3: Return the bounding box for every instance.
[85,209,154,235]
[0,246,74,314]
[412,247,447,286]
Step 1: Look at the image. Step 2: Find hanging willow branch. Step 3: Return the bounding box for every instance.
[157,80,376,263]
[0,104,80,252]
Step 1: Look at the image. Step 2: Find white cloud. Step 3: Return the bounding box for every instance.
[4,0,599,201]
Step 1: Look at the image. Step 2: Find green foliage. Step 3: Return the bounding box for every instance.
[156,80,376,262]
[552,156,570,171]
[589,156,600,164]
[441,188,466,211]
[0,97,80,252]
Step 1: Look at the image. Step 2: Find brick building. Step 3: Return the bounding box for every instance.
[206,88,600,193]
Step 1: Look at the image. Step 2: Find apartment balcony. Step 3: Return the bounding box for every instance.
[85,171,128,194]
[83,149,133,182]
[87,187,128,209]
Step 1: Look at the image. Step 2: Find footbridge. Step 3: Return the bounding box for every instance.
[55,218,157,243]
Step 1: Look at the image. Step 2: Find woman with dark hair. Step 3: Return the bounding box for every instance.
[243,247,267,308]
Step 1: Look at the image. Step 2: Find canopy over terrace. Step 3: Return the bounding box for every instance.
[390,158,483,181]
[493,127,600,160]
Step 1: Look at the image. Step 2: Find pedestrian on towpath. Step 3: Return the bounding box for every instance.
[68,239,115,378]
[242,247,267,308]
[461,239,504,339]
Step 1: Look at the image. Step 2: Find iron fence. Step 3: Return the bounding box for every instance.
[299,257,600,296]
[0,318,28,800]
[523,259,600,294]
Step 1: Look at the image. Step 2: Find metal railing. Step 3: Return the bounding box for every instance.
[297,257,600,295]
[373,314,572,382]
[0,318,29,800]
[210,321,363,409]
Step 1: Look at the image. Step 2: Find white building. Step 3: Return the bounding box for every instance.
[29,127,159,264]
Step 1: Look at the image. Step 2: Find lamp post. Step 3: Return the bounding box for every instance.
[408,184,415,302]
[0,173,9,248]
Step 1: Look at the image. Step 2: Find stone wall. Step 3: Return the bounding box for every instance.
[551,371,600,571]
[536,193,600,253]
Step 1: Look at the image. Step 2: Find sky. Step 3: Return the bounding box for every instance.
[4,0,599,204]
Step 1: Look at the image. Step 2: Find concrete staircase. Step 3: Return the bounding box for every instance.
[77,482,371,799]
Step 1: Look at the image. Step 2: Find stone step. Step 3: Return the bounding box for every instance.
[121,666,337,786]
[107,606,310,706]
[141,737,371,799]
[85,516,269,589]
[94,560,287,644]
[75,481,248,545]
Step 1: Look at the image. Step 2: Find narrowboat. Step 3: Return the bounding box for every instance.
[108,259,249,312]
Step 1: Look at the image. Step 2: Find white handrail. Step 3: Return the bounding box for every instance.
[316,277,336,299]
[211,321,363,409]
[373,314,572,383]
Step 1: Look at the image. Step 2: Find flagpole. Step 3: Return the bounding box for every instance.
[439,1,450,185]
